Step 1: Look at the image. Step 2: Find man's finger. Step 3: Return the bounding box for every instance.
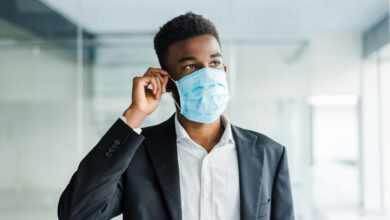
[154,76,161,98]
[145,68,169,77]
[152,68,169,76]
[156,73,166,93]
[151,77,158,95]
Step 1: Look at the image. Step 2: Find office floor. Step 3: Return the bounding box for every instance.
[311,162,389,220]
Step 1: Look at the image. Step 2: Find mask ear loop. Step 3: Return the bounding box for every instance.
[168,75,182,111]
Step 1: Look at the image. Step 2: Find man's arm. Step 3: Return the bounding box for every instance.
[57,119,145,220]
[271,146,295,220]
[57,67,169,219]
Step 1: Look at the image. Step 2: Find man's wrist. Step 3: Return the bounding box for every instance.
[120,116,142,134]
[122,107,147,128]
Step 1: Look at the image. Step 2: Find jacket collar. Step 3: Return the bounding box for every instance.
[174,113,235,145]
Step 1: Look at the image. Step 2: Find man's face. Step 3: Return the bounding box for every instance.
[165,34,227,83]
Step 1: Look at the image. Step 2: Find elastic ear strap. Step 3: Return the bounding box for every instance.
[170,92,182,111]
[168,75,177,83]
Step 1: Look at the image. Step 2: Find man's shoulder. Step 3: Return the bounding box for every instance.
[231,124,285,156]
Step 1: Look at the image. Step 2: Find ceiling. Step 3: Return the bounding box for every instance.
[39,0,389,40]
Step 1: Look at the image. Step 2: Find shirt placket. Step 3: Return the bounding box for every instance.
[200,152,213,220]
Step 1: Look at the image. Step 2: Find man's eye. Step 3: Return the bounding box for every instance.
[184,64,196,70]
[211,61,221,66]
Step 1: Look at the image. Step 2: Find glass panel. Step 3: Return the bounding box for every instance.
[0,0,79,219]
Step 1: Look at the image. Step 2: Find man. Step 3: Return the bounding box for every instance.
[58,12,294,220]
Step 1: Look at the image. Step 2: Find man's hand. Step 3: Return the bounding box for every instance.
[123,68,169,128]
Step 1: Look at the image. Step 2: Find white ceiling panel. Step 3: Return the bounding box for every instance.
[39,0,389,39]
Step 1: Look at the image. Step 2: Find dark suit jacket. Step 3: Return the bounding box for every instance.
[58,114,294,220]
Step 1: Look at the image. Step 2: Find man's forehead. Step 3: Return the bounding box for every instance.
[168,35,221,59]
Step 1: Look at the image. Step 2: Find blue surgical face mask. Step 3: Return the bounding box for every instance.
[169,67,230,123]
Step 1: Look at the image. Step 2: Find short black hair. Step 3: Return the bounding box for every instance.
[153,12,220,71]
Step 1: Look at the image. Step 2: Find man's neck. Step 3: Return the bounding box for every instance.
[176,111,224,153]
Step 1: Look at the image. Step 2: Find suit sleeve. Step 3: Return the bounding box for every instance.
[271,146,295,220]
[58,118,145,220]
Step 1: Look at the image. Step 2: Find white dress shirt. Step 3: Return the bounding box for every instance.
[120,113,240,220]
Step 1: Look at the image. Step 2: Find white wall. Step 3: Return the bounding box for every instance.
[309,34,362,96]
[381,50,390,211]
[360,43,390,212]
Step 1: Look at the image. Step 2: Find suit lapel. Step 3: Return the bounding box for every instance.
[144,114,182,220]
[232,124,265,220]
[143,115,264,220]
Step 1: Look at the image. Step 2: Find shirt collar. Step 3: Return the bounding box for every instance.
[174,113,235,145]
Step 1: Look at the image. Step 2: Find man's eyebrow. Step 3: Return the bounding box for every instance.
[178,56,196,63]
[178,53,222,63]
[210,53,222,58]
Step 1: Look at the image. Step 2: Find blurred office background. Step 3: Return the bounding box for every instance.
[1,0,390,219]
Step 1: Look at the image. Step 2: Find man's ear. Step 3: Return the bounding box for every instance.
[224,64,227,73]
